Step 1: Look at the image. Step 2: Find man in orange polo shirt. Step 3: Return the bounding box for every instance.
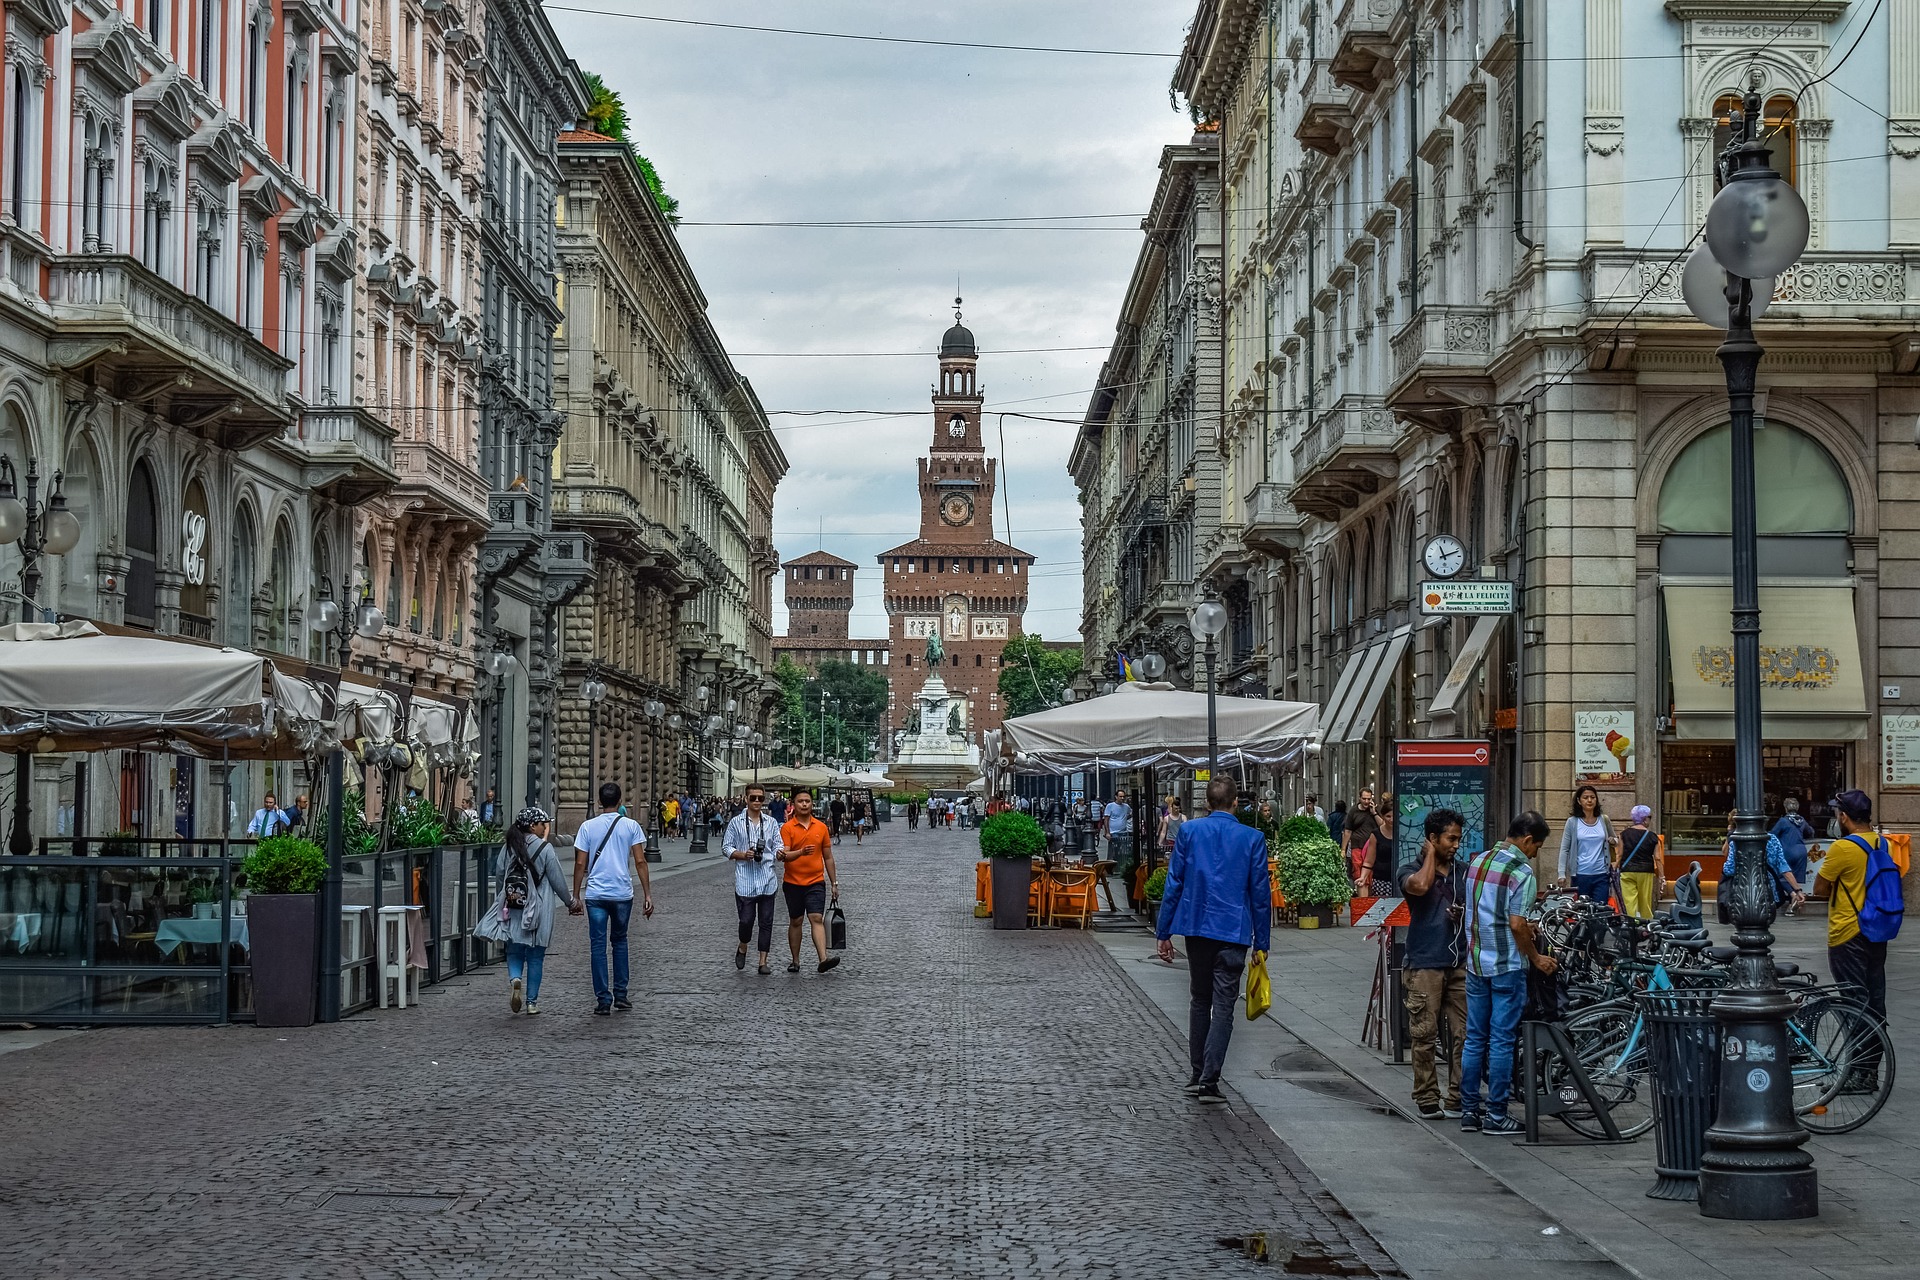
[778,787,841,974]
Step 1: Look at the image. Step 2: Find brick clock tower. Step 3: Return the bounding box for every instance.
[879,303,1034,748]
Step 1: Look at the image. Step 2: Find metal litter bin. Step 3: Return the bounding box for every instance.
[1637,989,1722,1201]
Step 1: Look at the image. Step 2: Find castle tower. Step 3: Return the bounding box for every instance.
[782,551,858,642]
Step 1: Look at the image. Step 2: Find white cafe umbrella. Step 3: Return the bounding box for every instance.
[1002,681,1319,774]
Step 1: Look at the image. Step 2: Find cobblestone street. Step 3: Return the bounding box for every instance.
[0,821,1397,1278]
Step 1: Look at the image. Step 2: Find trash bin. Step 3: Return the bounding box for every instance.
[1636,989,1722,1201]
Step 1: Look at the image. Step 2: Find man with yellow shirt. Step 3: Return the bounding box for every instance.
[1814,789,1888,1032]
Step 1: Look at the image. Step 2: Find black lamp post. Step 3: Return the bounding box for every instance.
[581,670,607,810]
[1684,89,1816,1221]
[2,456,82,856]
[1189,584,1228,779]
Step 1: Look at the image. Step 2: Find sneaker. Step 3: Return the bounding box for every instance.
[1416,1103,1446,1121]
[1459,1112,1482,1133]
[525,1001,540,1015]
[1481,1115,1524,1136]
[735,949,748,970]
[1194,1084,1227,1106]
[1443,1106,1463,1119]
[614,998,633,1011]
[509,977,524,1014]
[593,1004,611,1017]
[1184,1077,1205,1096]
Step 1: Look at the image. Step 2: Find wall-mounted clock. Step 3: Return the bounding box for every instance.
[940,491,973,526]
[1422,534,1466,579]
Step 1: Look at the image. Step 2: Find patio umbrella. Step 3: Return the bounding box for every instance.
[1002,680,1320,774]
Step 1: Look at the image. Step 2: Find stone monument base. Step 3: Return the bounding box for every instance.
[889,761,984,794]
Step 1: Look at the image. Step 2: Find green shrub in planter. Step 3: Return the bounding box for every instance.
[1144,866,1168,901]
[978,810,1047,859]
[243,835,329,895]
[1277,835,1350,908]
[388,796,448,851]
[1275,814,1329,851]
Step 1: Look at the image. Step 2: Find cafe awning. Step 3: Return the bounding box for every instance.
[337,678,399,743]
[407,695,459,748]
[1341,625,1413,743]
[1429,615,1503,719]
[1324,643,1388,743]
[1003,681,1319,773]
[0,620,274,755]
[1663,582,1867,740]
[1317,646,1370,744]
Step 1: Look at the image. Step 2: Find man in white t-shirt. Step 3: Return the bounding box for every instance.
[572,781,652,1015]
[1296,794,1326,823]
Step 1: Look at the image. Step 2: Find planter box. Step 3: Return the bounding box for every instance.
[1298,904,1335,929]
[249,893,318,1028]
[989,858,1033,930]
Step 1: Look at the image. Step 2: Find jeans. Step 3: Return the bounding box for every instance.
[1573,872,1613,903]
[736,892,776,953]
[1185,936,1248,1086]
[1404,966,1468,1109]
[1461,970,1529,1119]
[586,897,633,1006]
[504,942,546,1002]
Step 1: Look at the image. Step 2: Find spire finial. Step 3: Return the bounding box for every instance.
[953,294,963,324]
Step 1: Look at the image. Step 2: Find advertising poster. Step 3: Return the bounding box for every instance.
[1884,715,1920,788]
[1574,710,1636,778]
[1391,740,1492,875]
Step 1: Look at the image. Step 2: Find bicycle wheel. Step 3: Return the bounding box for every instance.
[1791,999,1895,1135]
[1552,1005,1656,1140]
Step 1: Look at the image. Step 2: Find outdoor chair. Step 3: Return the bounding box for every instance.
[1047,867,1096,928]
[1026,858,1050,927]
[1091,859,1120,913]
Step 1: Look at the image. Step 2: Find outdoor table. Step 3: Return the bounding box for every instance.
[1,911,44,953]
[154,916,251,956]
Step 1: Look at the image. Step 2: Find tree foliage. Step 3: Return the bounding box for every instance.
[580,71,680,224]
[773,655,890,763]
[998,633,1083,719]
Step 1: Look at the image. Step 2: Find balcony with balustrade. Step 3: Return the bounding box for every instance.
[1242,481,1304,556]
[44,256,293,448]
[1329,0,1400,94]
[1288,401,1401,522]
[282,408,400,505]
[1295,61,1357,158]
[393,440,490,531]
[1385,305,1496,425]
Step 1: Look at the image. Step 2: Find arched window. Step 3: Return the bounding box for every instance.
[227,508,256,648]
[268,520,294,652]
[310,533,332,663]
[1658,423,1848,535]
[1714,94,1796,188]
[1341,541,1357,631]
[179,478,212,632]
[1357,525,1375,619]
[55,437,98,617]
[1465,463,1486,566]
[125,461,159,629]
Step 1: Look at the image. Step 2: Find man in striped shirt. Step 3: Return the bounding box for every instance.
[1459,811,1557,1136]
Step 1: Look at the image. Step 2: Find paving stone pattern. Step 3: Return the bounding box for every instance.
[0,822,1398,1278]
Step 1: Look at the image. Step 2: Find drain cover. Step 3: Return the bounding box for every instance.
[321,1192,459,1213]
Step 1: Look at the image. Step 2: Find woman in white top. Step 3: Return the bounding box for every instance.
[1556,785,1618,902]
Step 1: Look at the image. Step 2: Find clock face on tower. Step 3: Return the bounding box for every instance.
[948,414,967,438]
[940,491,973,526]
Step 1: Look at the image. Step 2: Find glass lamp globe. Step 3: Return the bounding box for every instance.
[309,597,341,632]
[354,603,387,638]
[1704,169,1809,281]
[0,493,25,544]
[1680,244,1773,330]
[1138,653,1167,681]
[487,650,515,677]
[644,698,665,720]
[41,505,81,555]
[1190,599,1229,641]
[667,713,683,731]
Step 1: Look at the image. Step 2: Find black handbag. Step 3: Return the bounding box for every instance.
[826,902,847,951]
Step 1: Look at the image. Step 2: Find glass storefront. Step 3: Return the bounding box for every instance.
[1658,741,1847,853]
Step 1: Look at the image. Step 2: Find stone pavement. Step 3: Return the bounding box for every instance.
[0,820,1397,1279]
[1114,903,1917,1280]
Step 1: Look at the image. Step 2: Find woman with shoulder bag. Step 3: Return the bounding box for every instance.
[473,807,582,1015]
[1617,806,1661,920]
[1558,786,1618,902]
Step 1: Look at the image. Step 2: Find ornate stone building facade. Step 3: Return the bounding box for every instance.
[878,315,1034,744]
[1074,129,1224,690]
[550,127,785,822]
[1164,0,1920,847]
[0,0,387,836]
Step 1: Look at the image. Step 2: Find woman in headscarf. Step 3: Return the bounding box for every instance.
[475,806,582,1014]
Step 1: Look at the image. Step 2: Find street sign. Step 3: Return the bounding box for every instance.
[1391,740,1492,878]
[1420,580,1515,615]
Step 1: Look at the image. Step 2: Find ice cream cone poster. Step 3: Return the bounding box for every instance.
[1575,710,1636,778]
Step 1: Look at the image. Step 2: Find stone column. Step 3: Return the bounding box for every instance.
[1893,0,1920,244]
[1584,0,1624,243]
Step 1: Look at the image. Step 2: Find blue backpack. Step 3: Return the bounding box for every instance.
[1842,835,1906,944]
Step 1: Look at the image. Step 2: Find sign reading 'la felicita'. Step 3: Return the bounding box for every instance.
[1419,580,1515,615]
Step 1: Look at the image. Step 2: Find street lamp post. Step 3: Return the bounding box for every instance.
[1,455,83,856]
[581,671,608,812]
[1188,585,1229,779]
[1684,89,1816,1222]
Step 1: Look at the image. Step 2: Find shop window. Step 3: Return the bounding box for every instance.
[268,521,294,652]
[226,511,256,648]
[125,461,160,629]
[1658,423,1849,536]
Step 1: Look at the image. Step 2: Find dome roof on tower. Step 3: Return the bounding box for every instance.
[939,321,977,359]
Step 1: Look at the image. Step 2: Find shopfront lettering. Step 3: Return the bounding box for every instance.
[1691,644,1837,690]
[182,511,207,586]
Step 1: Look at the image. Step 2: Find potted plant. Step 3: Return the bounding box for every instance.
[242,834,330,1027]
[1277,831,1349,929]
[187,878,221,920]
[980,810,1047,930]
[1144,866,1169,929]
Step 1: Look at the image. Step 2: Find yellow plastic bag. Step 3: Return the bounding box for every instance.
[1244,949,1271,1021]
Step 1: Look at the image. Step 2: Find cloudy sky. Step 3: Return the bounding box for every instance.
[547,0,1199,644]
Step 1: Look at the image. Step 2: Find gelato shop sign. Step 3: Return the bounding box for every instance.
[1575,710,1636,778]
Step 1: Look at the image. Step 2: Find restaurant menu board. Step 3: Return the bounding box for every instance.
[1574,709,1636,778]
[1392,740,1492,875]
[1884,715,1920,788]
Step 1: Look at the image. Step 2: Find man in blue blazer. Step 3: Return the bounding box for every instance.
[1155,777,1272,1105]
